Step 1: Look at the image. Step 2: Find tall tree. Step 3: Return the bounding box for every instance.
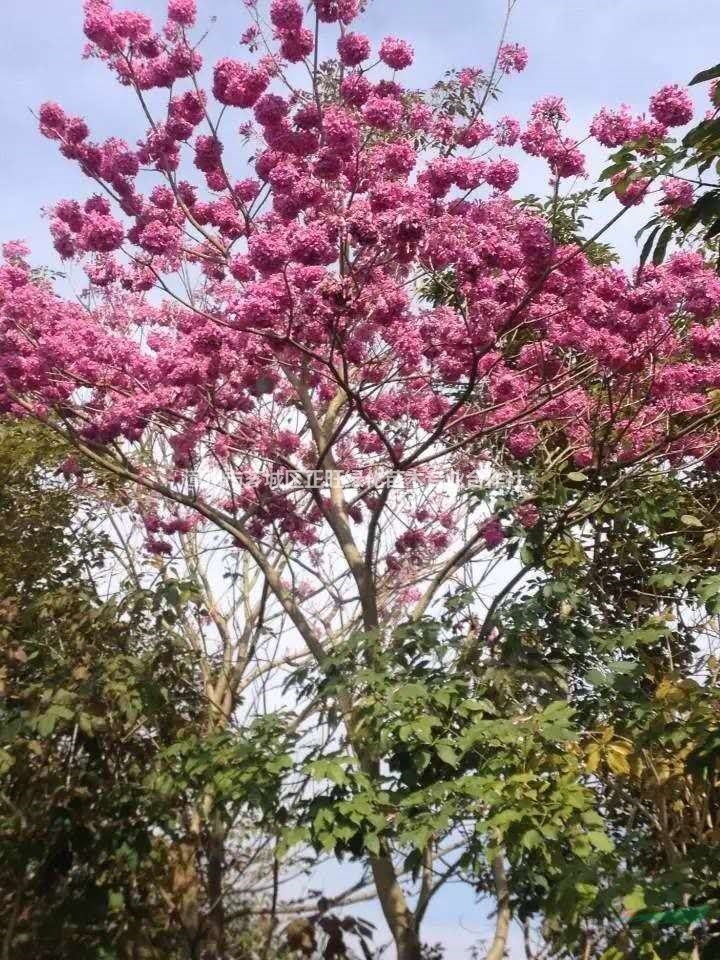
[2,2,720,956]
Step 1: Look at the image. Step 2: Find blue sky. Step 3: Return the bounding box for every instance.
[1,0,718,954]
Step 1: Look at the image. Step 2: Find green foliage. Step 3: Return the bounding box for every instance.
[150,714,295,829]
[519,190,619,265]
[294,619,606,892]
[0,421,295,959]
[0,420,102,599]
[1,573,207,957]
[487,461,720,958]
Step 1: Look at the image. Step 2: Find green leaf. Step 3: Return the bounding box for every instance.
[587,831,614,853]
[108,890,125,912]
[680,514,704,528]
[623,888,647,913]
[697,574,720,601]
[639,224,662,269]
[365,834,380,856]
[705,218,720,241]
[78,712,94,736]
[436,743,459,767]
[690,63,720,85]
[520,828,543,849]
[652,224,673,265]
[36,715,55,737]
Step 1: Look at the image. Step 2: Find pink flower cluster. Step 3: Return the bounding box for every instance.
[649,83,694,127]
[213,58,270,108]
[498,43,528,74]
[520,97,586,178]
[168,0,196,27]
[379,37,414,71]
[1,0,719,567]
[591,84,694,150]
[660,177,694,212]
[337,32,371,67]
[611,172,651,207]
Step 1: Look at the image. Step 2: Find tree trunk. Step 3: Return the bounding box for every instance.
[166,838,202,959]
[204,823,227,960]
[370,854,423,960]
[484,854,510,960]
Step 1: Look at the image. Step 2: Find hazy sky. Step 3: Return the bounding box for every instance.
[1,0,718,954]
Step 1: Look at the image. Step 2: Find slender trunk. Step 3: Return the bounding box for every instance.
[370,852,422,960]
[349,715,422,960]
[204,822,227,960]
[168,839,202,958]
[485,854,510,960]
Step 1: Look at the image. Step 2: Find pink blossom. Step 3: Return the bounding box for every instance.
[279,27,314,62]
[241,25,259,46]
[213,59,269,108]
[248,229,290,273]
[481,518,506,549]
[139,221,182,257]
[590,105,636,147]
[547,140,586,178]
[507,426,539,459]
[172,91,206,126]
[453,158,486,190]
[337,32,371,67]
[79,212,125,253]
[457,119,493,148]
[341,72,372,106]
[2,241,30,261]
[378,141,417,177]
[50,220,76,259]
[294,104,321,130]
[168,0,196,26]
[270,0,303,31]
[54,199,84,230]
[147,537,173,556]
[324,105,360,151]
[631,116,668,142]
[314,149,343,180]
[314,0,359,25]
[498,43,528,74]
[83,0,123,54]
[254,93,289,126]
[229,255,255,282]
[194,134,223,173]
[113,10,152,42]
[39,102,67,139]
[649,84,694,127]
[485,158,519,192]
[516,503,540,529]
[458,67,483,89]
[379,36,414,71]
[531,95,569,123]
[362,96,403,131]
[612,172,650,206]
[85,195,111,216]
[6,0,720,622]
[660,177,694,211]
[374,79,404,100]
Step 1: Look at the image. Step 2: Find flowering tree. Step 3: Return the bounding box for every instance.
[2,1,720,957]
